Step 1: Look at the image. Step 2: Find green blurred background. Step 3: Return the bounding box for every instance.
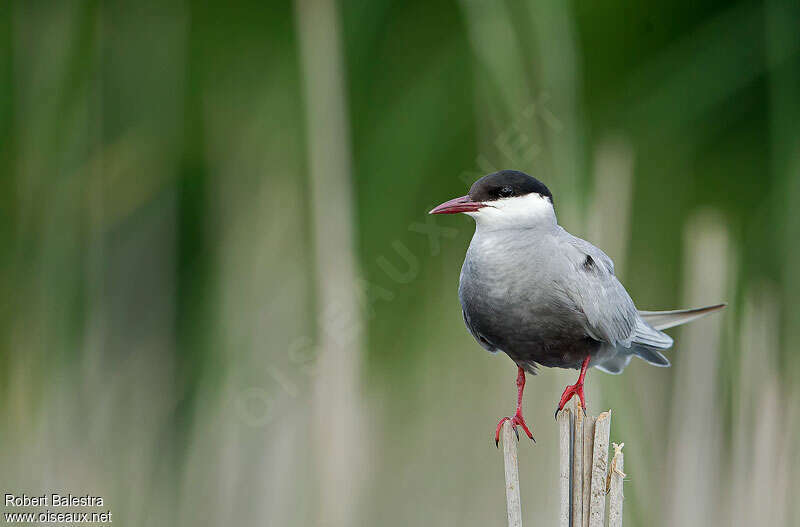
[1,1,799,525]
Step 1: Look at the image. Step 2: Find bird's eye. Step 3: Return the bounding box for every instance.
[498,186,513,198]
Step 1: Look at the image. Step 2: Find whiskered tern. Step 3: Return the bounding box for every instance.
[430,170,725,445]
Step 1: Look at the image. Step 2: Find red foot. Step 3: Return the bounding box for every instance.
[556,382,586,415]
[494,366,535,447]
[495,410,535,446]
[555,355,591,418]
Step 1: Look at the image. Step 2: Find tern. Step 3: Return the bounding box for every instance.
[430,170,725,445]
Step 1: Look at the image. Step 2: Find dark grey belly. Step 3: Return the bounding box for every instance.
[460,280,601,370]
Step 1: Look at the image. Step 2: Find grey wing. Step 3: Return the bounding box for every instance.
[558,231,674,369]
[568,234,617,275]
[554,232,637,347]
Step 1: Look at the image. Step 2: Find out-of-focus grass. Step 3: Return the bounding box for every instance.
[0,1,798,526]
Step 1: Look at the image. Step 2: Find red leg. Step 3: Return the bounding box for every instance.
[494,366,535,447]
[555,355,591,418]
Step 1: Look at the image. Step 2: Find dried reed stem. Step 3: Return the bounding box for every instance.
[588,411,611,527]
[501,420,523,527]
[608,442,625,527]
[582,414,597,526]
[559,404,623,526]
[572,400,584,526]
[558,407,572,527]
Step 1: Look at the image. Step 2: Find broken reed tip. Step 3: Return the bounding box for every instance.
[611,442,626,479]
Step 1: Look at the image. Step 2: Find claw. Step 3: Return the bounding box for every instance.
[494,416,511,447]
[556,382,586,415]
[494,411,534,446]
[555,356,591,416]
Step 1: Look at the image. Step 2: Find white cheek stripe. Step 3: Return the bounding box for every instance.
[467,193,555,230]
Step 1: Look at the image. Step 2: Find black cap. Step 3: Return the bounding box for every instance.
[468,170,553,204]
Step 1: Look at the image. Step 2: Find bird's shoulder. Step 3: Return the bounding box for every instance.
[554,227,616,275]
[549,226,637,346]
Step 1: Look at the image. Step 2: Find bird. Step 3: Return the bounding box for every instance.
[429,170,725,446]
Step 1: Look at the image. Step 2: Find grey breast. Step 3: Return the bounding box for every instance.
[458,225,605,371]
